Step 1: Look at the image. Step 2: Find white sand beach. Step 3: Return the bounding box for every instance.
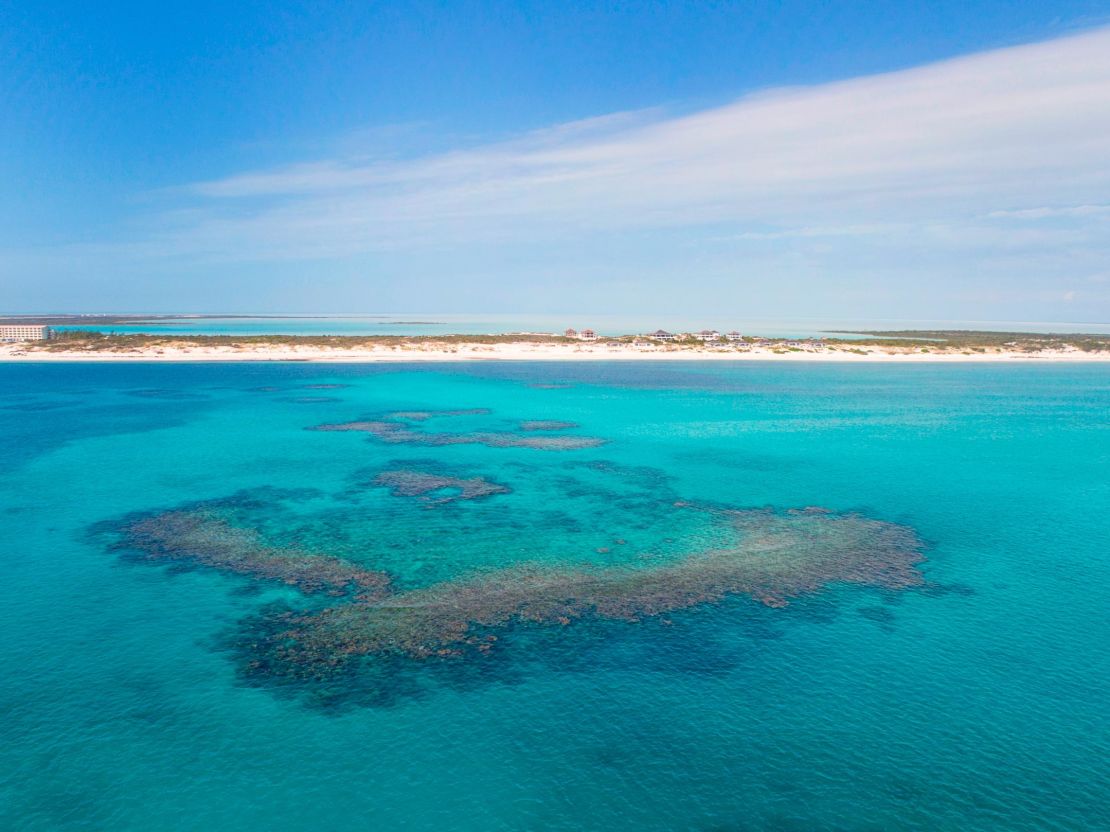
[4,340,1109,363]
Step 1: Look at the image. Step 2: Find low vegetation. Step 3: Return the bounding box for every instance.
[828,330,1110,352]
[18,327,1110,354]
[38,330,573,351]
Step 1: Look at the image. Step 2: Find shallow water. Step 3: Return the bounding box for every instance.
[1,361,1107,831]
[52,313,1110,337]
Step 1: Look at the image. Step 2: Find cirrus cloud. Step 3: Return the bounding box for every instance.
[137,25,1110,262]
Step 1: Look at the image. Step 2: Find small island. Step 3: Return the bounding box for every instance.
[2,325,1109,362]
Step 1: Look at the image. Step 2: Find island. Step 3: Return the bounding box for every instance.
[1,327,1109,362]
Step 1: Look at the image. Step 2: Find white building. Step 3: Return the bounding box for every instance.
[0,324,54,342]
[579,329,598,341]
[726,331,743,341]
[695,329,720,341]
[648,329,676,341]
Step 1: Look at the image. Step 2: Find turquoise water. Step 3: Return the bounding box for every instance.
[58,315,530,337]
[54,314,1110,337]
[1,361,1107,831]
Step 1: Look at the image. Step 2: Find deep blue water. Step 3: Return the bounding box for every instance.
[1,361,1107,831]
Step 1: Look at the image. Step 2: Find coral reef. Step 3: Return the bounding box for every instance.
[519,420,579,431]
[241,507,924,679]
[101,447,929,702]
[312,417,605,450]
[373,469,510,502]
[118,510,389,598]
[388,409,492,421]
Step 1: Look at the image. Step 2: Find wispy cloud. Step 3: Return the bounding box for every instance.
[986,204,1110,220]
[6,21,1101,330]
[129,25,1110,263]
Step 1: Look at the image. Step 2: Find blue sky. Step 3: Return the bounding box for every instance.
[3,1,1110,320]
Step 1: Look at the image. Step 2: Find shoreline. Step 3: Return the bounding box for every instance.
[4,342,1110,363]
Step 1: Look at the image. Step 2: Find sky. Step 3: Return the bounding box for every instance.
[3,0,1110,321]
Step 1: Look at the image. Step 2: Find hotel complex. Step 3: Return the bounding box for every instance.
[0,324,55,342]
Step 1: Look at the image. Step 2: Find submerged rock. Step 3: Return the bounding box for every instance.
[388,408,492,421]
[312,413,605,450]
[519,420,579,431]
[372,469,510,502]
[100,462,928,701]
[117,510,389,598]
[241,506,925,676]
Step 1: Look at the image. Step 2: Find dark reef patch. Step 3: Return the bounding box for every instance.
[230,598,797,711]
[113,509,389,598]
[389,408,492,421]
[236,507,924,685]
[520,420,579,431]
[97,463,930,709]
[372,469,511,502]
[312,409,605,450]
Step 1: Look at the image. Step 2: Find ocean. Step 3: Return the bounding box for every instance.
[1,360,1107,831]
[51,314,1110,338]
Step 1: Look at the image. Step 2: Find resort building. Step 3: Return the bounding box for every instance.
[0,324,54,342]
[696,330,720,341]
[649,329,676,341]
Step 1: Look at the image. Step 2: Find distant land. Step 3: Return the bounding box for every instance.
[0,314,411,325]
[3,326,1109,363]
[4,314,1110,336]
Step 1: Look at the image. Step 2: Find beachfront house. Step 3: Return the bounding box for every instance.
[726,331,743,341]
[649,329,676,341]
[0,324,55,342]
[579,329,598,341]
[696,330,720,342]
[564,328,578,338]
